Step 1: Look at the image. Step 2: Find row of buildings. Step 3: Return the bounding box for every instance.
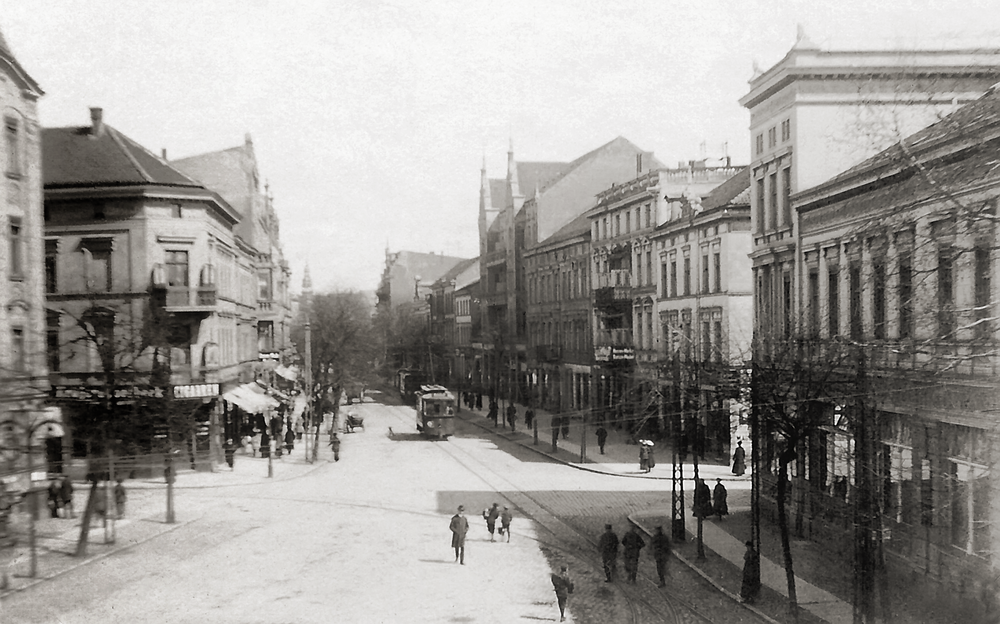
[0,27,294,488]
[382,34,1000,604]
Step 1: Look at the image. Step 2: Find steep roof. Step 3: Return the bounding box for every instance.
[488,161,568,209]
[0,25,41,95]
[538,211,591,248]
[701,167,750,210]
[436,256,479,284]
[172,142,256,217]
[544,136,665,193]
[43,126,204,189]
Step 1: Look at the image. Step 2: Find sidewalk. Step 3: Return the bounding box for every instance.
[460,401,853,624]
[0,433,331,599]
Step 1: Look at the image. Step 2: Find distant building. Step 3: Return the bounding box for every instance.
[427,257,479,388]
[0,26,51,487]
[376,249,468,311]
[478,137,663,402]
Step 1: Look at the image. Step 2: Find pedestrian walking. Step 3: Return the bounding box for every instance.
[488,400,499,427]
[500,506,512,543]
[651,526,671,587]
[550,416,560,452]
[59,475,75,519]
[475,393,482,411]
[329,432,341,461]
[740,541,761,604]
[114,479,127,518]
[647,443,656,469]
[732,440,746,476]
[483,502,500,542]
[621,524,646,583]
[506,404,517,431]
[284,426,295,454]
[598,524,619,582]
[450,505,469,564]
[693,478,713,520]
[47,479,61,518]
[525,408,534,429]
[596,425,608,454]
[224,439,236,469]
[713,478,729,520]
[550,565,574,622]
[639,444,649,472]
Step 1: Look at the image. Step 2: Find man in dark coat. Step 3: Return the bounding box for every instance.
[693,478,713,519]
[483,502,500,542]
[59,476,75,519]
[550,565,574,622]
[506,404,517,431]
[651,525,671,587]
[713,478,729,520]
[475,393,482,411]
[598,524,619,582]
[47,480,61,518]
[450,505,469,564]
[621,524,646,583]
[500,506,513,543]
[596,425,608,454]
[329,433,341,462]
[488,401,498,427]
[732,440,746,476]
[524,408,534,429]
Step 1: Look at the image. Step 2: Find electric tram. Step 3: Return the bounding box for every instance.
[415,385,455,439]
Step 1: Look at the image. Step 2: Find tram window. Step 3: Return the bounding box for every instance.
[434,404,441,414]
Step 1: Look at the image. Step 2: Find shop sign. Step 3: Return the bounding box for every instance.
[594,346,635,362]
[52,385,165,400]
[259,352,280,361]
[173,383,220,399]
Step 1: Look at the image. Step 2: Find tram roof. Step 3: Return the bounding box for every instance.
[419,385,452,396]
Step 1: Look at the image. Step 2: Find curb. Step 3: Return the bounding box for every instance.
[0,514,199,598]
[462,414,781,624]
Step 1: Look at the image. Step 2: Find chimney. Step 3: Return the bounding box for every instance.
[161,148,168,160]
[90,107,104,137]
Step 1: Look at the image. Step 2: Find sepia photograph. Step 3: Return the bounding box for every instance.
[1,1,1000,622]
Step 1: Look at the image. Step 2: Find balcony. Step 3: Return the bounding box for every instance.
[532,344,562,362]
[595,328,633,347]
[157,286,217,314]
[596,269,632,288]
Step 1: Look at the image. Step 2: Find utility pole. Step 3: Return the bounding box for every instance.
[671,355,686,541]
[304,316,313,463]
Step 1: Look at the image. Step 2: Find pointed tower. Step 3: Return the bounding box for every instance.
[478,154,492,258]
[302,264,313,317]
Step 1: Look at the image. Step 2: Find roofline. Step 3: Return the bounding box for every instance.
[44,184,243,226]
[0,53,42,97]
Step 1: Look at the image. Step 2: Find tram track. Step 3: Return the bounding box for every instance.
[378,402,723,624]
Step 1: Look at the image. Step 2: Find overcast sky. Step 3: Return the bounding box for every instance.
[4,0,1000,293]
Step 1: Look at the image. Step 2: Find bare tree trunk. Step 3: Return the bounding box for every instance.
[777,456,800,623]
[74,481,99,557]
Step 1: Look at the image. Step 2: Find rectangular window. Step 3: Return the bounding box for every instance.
[781,119,791,142]
[615,214,621,237]
[849,264,862,339]
[81,238,113,292]
[661,261,668,296]
[258,269,273,300]
[713,318,723,363]
[5,117,20,176]
[769,173,778,228]
[11,327,24,371]
[166,250,189,287]
[873,259,886,340]
[625,212,631,233]
[8,217,22,278]
[602,218,608,239]
[258,321,275,352]
[783,272,792,338]
[713,252,721,292]
[645,204,651,228]
[646,251,652,287]
[808,270,820,338]
[974,246,991,339]
[45,239,58,293]
[702,319,711,361]
[683,258,691,295]
[828,267,840,337]
[702,254,709,294]
[768,127,777,148]
[755,134,764,155]
[756,178,766,232]
[938,249,955,338]
[635,252,642,286]
[899,255,913,339]
[782,167,792,226]
[47,310,60,373]
[670,261,677,297]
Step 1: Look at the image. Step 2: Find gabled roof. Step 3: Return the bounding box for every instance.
[43,126,204,189]
[701,167,750,210]
[0,25,41,95]
[537,211,591,248]
[436,256,479,284]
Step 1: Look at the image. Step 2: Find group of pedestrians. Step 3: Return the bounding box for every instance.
[692,477,729,521]
[598,522,672,587]
[46,476,127,520]
[448,502,516,564]
[481,502,513,543]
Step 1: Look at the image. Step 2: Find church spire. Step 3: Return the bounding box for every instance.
[507,137,521,202]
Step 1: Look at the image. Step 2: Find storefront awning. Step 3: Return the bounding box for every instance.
[275,365,298,382]
[222,384,280,414]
